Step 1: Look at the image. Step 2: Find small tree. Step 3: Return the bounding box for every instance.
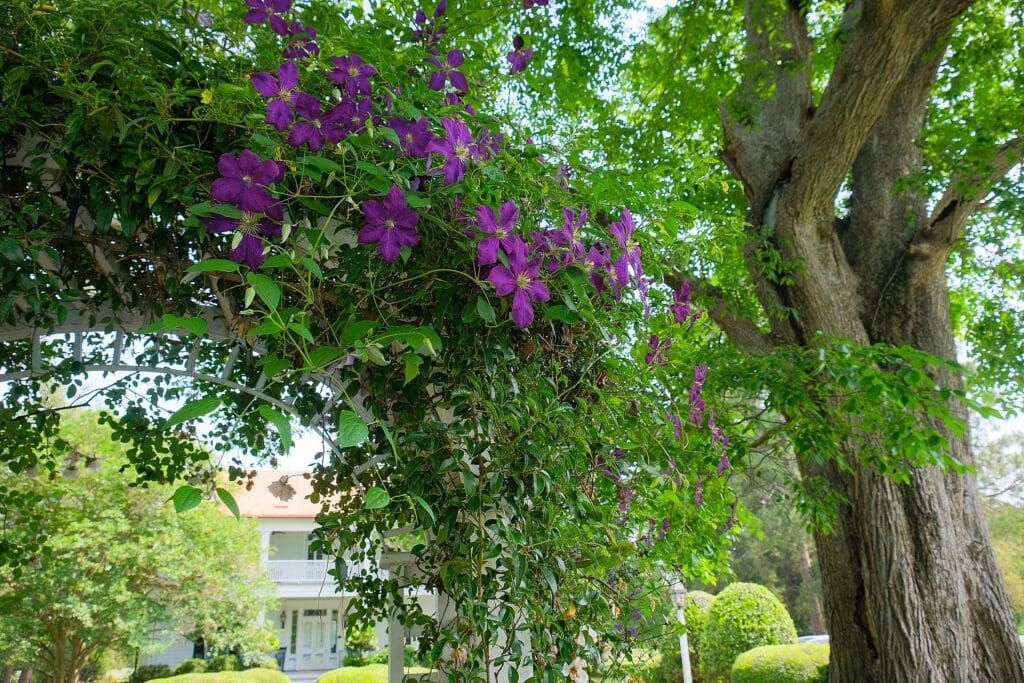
[0,412,276,683]
[699,583,797,683]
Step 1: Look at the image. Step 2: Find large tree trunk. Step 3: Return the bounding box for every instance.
[702,1,1024,680]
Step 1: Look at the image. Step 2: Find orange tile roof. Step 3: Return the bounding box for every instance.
[232,470,324,518]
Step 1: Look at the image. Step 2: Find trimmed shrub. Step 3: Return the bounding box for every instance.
[700,583,797,683]
[173,659,207,675]
[149,671,289,683]
[342,653,370,666]
[684,590,714,676]
[205,655,240,673]
[731,644,829,683]
[316,664,431,683]
[369,649,389,664]
[128,664,172,683]
[245,656,280,671]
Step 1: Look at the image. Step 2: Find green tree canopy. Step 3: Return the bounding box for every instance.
[0,411,276,683]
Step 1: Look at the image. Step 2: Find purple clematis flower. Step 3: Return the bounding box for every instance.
[328,55,377,97]
[709,409,730,473]
[488,237,550,328]
[244,0,290,33]
[609,208,642,287]
[280,21,319,59]
[644,334,671,366]
[287,92,346,151]
[689,363,708,426]
[427,117,475,185]
[210,150,284,213]
[427,50,468,92]
[203,208,283,270]
[358,185,421,263]
[695,477,704,507]
[249,60,299,131]
[388,116,433,157]
[337,96,373,135]
[506,35,534,75]
[581,244,609,291]
[549,207,586,269]
[667,412,682,441]
[412,0,447,45]
[523,0,549,7]
[475,202,520,265]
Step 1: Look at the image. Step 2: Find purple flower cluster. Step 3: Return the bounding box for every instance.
[671,281,702,328]
[709,409,730,474]
[644,335,671,366]
[413,1,448,46]
[205,150,286,269]
[689,363,708,426]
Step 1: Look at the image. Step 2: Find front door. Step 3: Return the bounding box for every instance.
[297,610,328,670]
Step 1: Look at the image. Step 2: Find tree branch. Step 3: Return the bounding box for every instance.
[784,0,972,216]
[923,136,1023,249]
[665,271,774,354]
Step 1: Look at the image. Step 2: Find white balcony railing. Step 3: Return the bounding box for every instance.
[266,559,331,584]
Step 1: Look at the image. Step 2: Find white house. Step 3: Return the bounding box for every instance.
[143,470,436,674]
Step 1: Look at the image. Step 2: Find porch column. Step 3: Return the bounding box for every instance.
[388,568,403,683]
[260,529,273,564]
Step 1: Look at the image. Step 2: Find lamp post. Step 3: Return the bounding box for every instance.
[669,581,693,683]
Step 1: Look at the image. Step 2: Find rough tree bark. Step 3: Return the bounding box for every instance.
[708,1,1024,681]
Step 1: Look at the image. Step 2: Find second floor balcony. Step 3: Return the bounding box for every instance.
[266,559,332,584]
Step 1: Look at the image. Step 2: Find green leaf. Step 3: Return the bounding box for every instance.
[138,314,207,336]
[356,160,388,177]
[403,353,423,385]
[405,193,431,208]
[259,405,292,451]
[541,565,558,595]
[246,272,281,309]
[163,396,220,429]
[186,258,240,274]
[171,485,203,513]
[543,305,580,324]
[0,237,25,262]
[288,322,315,343]
[412,495,436,523]
[307,346,348,369]
[303,156,345,172]
[337,411,369,448]
[476,296,496,323]
[364,487,390,510]
[216,487,240,519]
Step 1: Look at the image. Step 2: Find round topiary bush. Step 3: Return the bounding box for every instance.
[173,659,208,675]
[699,583,797,682]
[127,664,171,683]
[206,654,241,672]
[730,643,829,683]
[685,590,715,675]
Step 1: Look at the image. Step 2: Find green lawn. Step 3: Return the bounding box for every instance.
[317,664,433,683]
[151,671,289,683]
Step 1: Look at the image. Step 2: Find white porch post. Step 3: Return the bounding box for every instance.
[387,569,404,683]
[260,529,273,564]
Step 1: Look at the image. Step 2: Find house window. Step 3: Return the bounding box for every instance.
[308,533,324,561]
[330,610,338,653]
[289,611,298,653]
[303,609,326,617]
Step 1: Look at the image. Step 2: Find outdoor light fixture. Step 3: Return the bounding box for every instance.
[279,610,287,629]
[669,580,693,683]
